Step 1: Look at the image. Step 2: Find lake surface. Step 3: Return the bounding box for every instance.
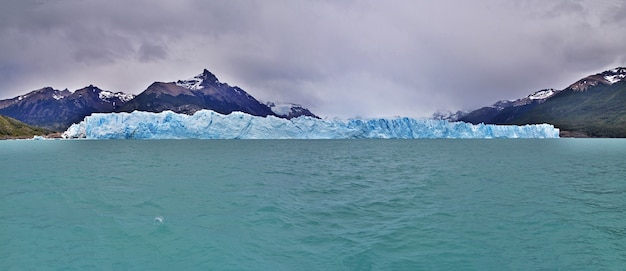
[1,139,625,270]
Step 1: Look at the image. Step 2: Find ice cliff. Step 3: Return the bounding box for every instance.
[62,110,560,139]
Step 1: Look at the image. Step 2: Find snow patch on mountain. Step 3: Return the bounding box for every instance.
[98,91,135,103]
[528,89,558,100]
[602,67,626,84]
[569,79,600,91]
[605,74,625,84]
[175,70,220,90]
[232,87,253,99]
[62,110,560,139]
[492,100,515,109]
[605,75,624,84]
[568,67,626,91]
[267,102,297,116]
[265,101,318,119]
[176,77,204,90]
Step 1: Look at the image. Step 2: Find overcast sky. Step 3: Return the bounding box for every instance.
[1,0,625,118]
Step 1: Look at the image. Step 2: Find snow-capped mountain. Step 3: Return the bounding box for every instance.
[266,102,318,119]
[452,88,560,125]
[496,88,561,108]
[456,67,626,137]
[568,67,626,91]
[0,87,71,109]
[174,70,220,90]
[528,88,559,100]
[118,69,273,116]
[0,85,135,131]
[98,90,135,104]
[119,69,316,119]
[1,68,317,131]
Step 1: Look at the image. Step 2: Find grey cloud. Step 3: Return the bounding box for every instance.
[68,29,135,64]
[0,0,625,118]
[544,0,586,18]
[137,43,168,62]
[609,2,626,23]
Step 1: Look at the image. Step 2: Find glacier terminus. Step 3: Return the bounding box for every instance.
[62,110,560,139]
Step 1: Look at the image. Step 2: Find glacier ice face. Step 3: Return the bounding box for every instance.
[62,110,560,139]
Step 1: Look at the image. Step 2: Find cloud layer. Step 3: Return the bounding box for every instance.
[1,0,625,118]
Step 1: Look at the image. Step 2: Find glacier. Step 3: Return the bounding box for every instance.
[62,110,560,139]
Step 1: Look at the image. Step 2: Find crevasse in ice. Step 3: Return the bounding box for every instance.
[62,110,560,139]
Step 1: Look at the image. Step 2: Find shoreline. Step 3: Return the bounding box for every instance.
[3,131,624,140]
[0,132,62,140]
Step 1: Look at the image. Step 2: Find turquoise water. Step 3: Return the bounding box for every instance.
[1,139,625,270]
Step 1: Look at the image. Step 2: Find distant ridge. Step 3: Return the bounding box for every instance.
[456,67,626,137]
[0,68,318,131]
[0,86,134,131]
[118,69,276,117]
[266,102,318,119]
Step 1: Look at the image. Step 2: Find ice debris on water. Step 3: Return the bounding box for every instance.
[62,110,560,139]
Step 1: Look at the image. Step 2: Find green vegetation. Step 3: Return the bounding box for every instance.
[509,82,626,137]
[0,115,53,139]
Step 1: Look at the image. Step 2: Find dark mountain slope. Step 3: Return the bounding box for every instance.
[0,86,134,131]
[510,80,626,137]
[458,67,626,137]
[119,69,275,117]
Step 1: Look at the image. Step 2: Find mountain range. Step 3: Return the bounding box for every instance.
[0,69,317,131]
[445,67,626,137]
[2,67,625,137]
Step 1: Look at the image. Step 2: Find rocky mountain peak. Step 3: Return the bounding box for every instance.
[76,85,102,93]
[568,67,626,91]
[22,87,71,101]
[600,67,626,84]
[199,69,219,83]
[175,69,221,90]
